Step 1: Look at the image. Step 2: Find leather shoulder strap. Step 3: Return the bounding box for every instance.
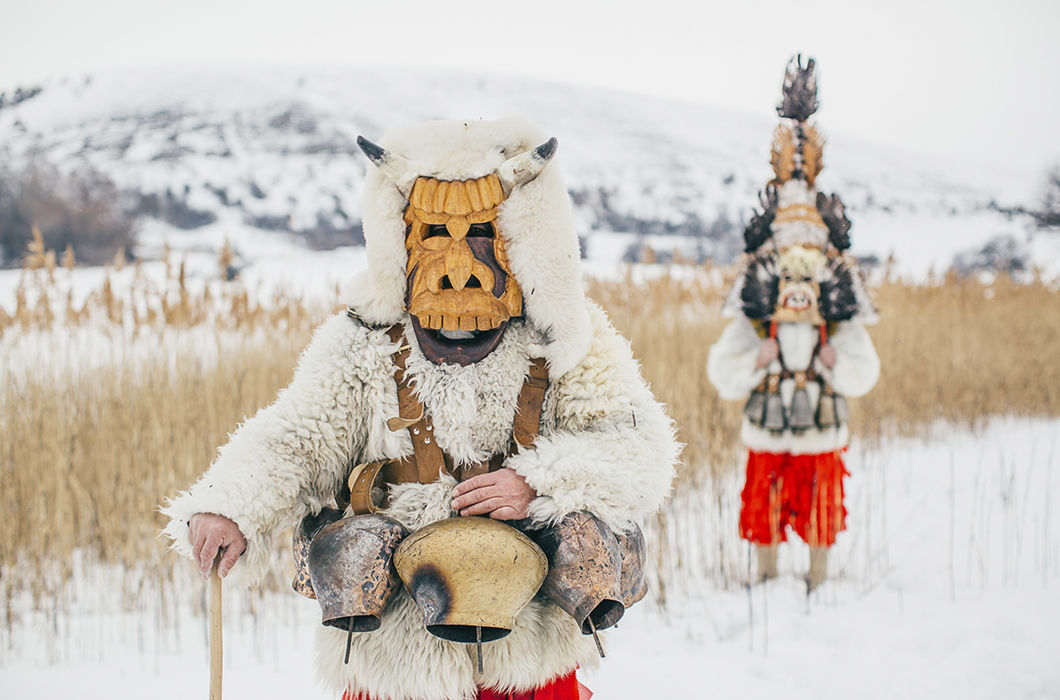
[512,358,549,448]
[379,328,549,485]
[385,326,448,483]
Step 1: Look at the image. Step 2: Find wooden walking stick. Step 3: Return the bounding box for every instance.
[209,554,223,700]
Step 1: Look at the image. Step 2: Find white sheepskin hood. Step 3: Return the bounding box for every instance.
[346,117,592,378]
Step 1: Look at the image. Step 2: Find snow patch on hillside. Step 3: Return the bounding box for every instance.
[1,66,1050,279]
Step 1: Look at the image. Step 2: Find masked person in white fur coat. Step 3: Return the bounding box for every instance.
[708,57,879,591]
[161,117,679,700]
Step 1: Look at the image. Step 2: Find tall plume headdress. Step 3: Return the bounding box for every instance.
[725,56,876,325]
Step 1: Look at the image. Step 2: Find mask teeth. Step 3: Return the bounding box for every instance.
[422,314,505,331]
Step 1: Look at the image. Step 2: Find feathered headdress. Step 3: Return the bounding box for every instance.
[726,56,876,324]
[741,55,855,255]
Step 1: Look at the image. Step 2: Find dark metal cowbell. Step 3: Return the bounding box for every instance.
[762,374,787,432]
[743,380,768,426]
[307,514,408,632]
[292,507,345,598]
[617,525,648,608]
[534,511,625,634]
[815,388,838,428]
[834,395,851,424]
[789,372,815,431]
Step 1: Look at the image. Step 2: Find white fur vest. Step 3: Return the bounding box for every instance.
[162,301,679,699]
[707,316,879,455]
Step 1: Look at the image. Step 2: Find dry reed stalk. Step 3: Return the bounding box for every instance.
[2,261,1058,624]
[0,329,313,618]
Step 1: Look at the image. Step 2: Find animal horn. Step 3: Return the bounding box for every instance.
[497,138,558,195]
[356,135,415,199]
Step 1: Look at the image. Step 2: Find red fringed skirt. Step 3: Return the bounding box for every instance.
[738,449,848,547]
[342,670,589,700]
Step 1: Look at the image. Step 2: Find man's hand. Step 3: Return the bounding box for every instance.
[756,338,779,369]
[817,343,837,368]
[451,468,537,520]
[189,513,247,580]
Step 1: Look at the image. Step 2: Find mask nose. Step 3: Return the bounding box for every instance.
[443,238,475,290]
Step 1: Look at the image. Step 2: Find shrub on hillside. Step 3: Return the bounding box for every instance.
[1035,165,1060,229]
[0,162,136,267]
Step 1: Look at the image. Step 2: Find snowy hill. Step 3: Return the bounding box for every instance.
[0,65,1053,278]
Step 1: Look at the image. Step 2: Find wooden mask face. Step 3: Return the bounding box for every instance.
[772,245,825,325]
[403,174,523,365]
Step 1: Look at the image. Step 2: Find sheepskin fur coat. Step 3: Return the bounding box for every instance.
[707,317,879,454]
[162,118,679,700]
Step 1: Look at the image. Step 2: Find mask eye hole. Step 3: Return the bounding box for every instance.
[783,273,793,282]
[802,275,813,283]
[425,224,450,239]
[467,223,494,238]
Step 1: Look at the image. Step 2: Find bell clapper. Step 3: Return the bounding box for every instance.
[344,622,354,665]
[476,626,484,674]
[587,617,605,658]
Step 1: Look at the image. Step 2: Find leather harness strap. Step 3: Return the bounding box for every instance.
[386,326,448,483]
[512,358,549,448]
[350,325,549,514]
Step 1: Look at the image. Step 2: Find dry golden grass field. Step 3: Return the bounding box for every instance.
[2,248,1058,624]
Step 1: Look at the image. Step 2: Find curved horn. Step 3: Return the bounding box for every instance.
[497,138,558,195]
[357,135,416,199]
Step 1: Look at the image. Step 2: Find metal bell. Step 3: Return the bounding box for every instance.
[534,511,625,635]
[834,395,851,423]
[743,387,768,426]
[815,389,838,428]
[292,506,344,599]
[307,514,407,633]
[789,386,815,431]
[617,525,648,608]
[763,393,787,433]
[394,517,547,643]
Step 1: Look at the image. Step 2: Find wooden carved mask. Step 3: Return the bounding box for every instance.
[772,245,825,325]
[403,174,523,365]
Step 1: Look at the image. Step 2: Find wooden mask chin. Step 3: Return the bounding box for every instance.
[403,174,523,366]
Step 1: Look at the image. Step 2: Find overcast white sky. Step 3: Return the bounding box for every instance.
[2,0,1058,178]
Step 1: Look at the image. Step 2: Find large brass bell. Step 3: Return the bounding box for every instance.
[307,514,408,633]
[394,517,547,644]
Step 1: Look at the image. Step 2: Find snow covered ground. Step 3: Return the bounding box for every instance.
[2,417,1057,699]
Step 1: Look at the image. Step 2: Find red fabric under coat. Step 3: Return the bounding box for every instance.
[341,670,587,700]
[738,449,848,546]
